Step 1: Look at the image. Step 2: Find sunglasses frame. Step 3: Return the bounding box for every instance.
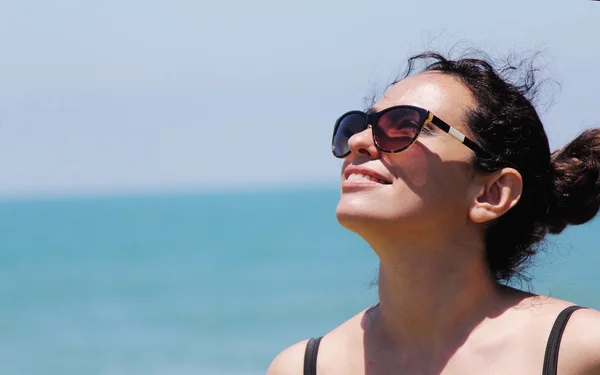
[332,105,492,159]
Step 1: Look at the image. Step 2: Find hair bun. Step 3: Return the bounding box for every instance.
[546,128,600,234]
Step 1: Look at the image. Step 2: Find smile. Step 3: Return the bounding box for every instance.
[343,166,392,185]
[346,173,389,184]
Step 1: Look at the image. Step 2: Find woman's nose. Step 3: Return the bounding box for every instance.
[347,125,381,159]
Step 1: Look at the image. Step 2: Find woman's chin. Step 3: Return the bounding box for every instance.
[336,201,392,231]
[335,195,424,234]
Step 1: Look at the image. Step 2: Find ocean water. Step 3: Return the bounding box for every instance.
[0,188,598,375]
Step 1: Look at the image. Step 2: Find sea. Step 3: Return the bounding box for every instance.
[0,188,598,375]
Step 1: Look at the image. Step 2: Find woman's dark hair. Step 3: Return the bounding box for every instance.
[395,50,600,282]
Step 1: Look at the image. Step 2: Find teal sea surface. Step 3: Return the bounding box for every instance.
[1,188,599,375]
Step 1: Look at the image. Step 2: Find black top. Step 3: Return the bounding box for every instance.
[303,305,586,375]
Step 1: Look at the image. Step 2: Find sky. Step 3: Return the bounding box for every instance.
[0,0,599,198]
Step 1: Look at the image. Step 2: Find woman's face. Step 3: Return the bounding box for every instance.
[336,72,482,237]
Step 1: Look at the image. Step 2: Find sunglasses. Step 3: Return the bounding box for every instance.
[331,105,491,159]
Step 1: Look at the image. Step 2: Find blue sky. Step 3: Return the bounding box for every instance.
[0,0,599,197]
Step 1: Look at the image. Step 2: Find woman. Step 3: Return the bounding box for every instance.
[267,51,600,375]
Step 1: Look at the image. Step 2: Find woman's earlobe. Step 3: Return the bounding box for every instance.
[469,202,497,223]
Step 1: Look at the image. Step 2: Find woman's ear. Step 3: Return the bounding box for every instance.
[469,168,523,223]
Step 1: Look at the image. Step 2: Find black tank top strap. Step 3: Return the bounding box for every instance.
[542,305,587,375]
[303,337,323,375]
[302,306,585,375]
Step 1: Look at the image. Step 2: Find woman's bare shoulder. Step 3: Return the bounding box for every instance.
[266,307,371,375]
[559,306,600,375]
[522,295,600,375]
[265,339,310,375]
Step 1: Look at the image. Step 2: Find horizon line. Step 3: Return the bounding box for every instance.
[0,181,341,204]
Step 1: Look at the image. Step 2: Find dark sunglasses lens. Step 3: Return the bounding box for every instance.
[374,108,422,152]
[332,112,367,157]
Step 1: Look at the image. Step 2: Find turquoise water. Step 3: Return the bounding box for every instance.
[0,189,598,375]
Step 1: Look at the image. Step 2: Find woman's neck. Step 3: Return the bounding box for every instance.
[362,231,515,351]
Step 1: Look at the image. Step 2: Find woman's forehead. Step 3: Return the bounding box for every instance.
[373,72,476,118]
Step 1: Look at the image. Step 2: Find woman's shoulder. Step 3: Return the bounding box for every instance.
[522,295,600,375]
[265,307,370,375]
[265,339,310,375]
[554,305,600,375]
